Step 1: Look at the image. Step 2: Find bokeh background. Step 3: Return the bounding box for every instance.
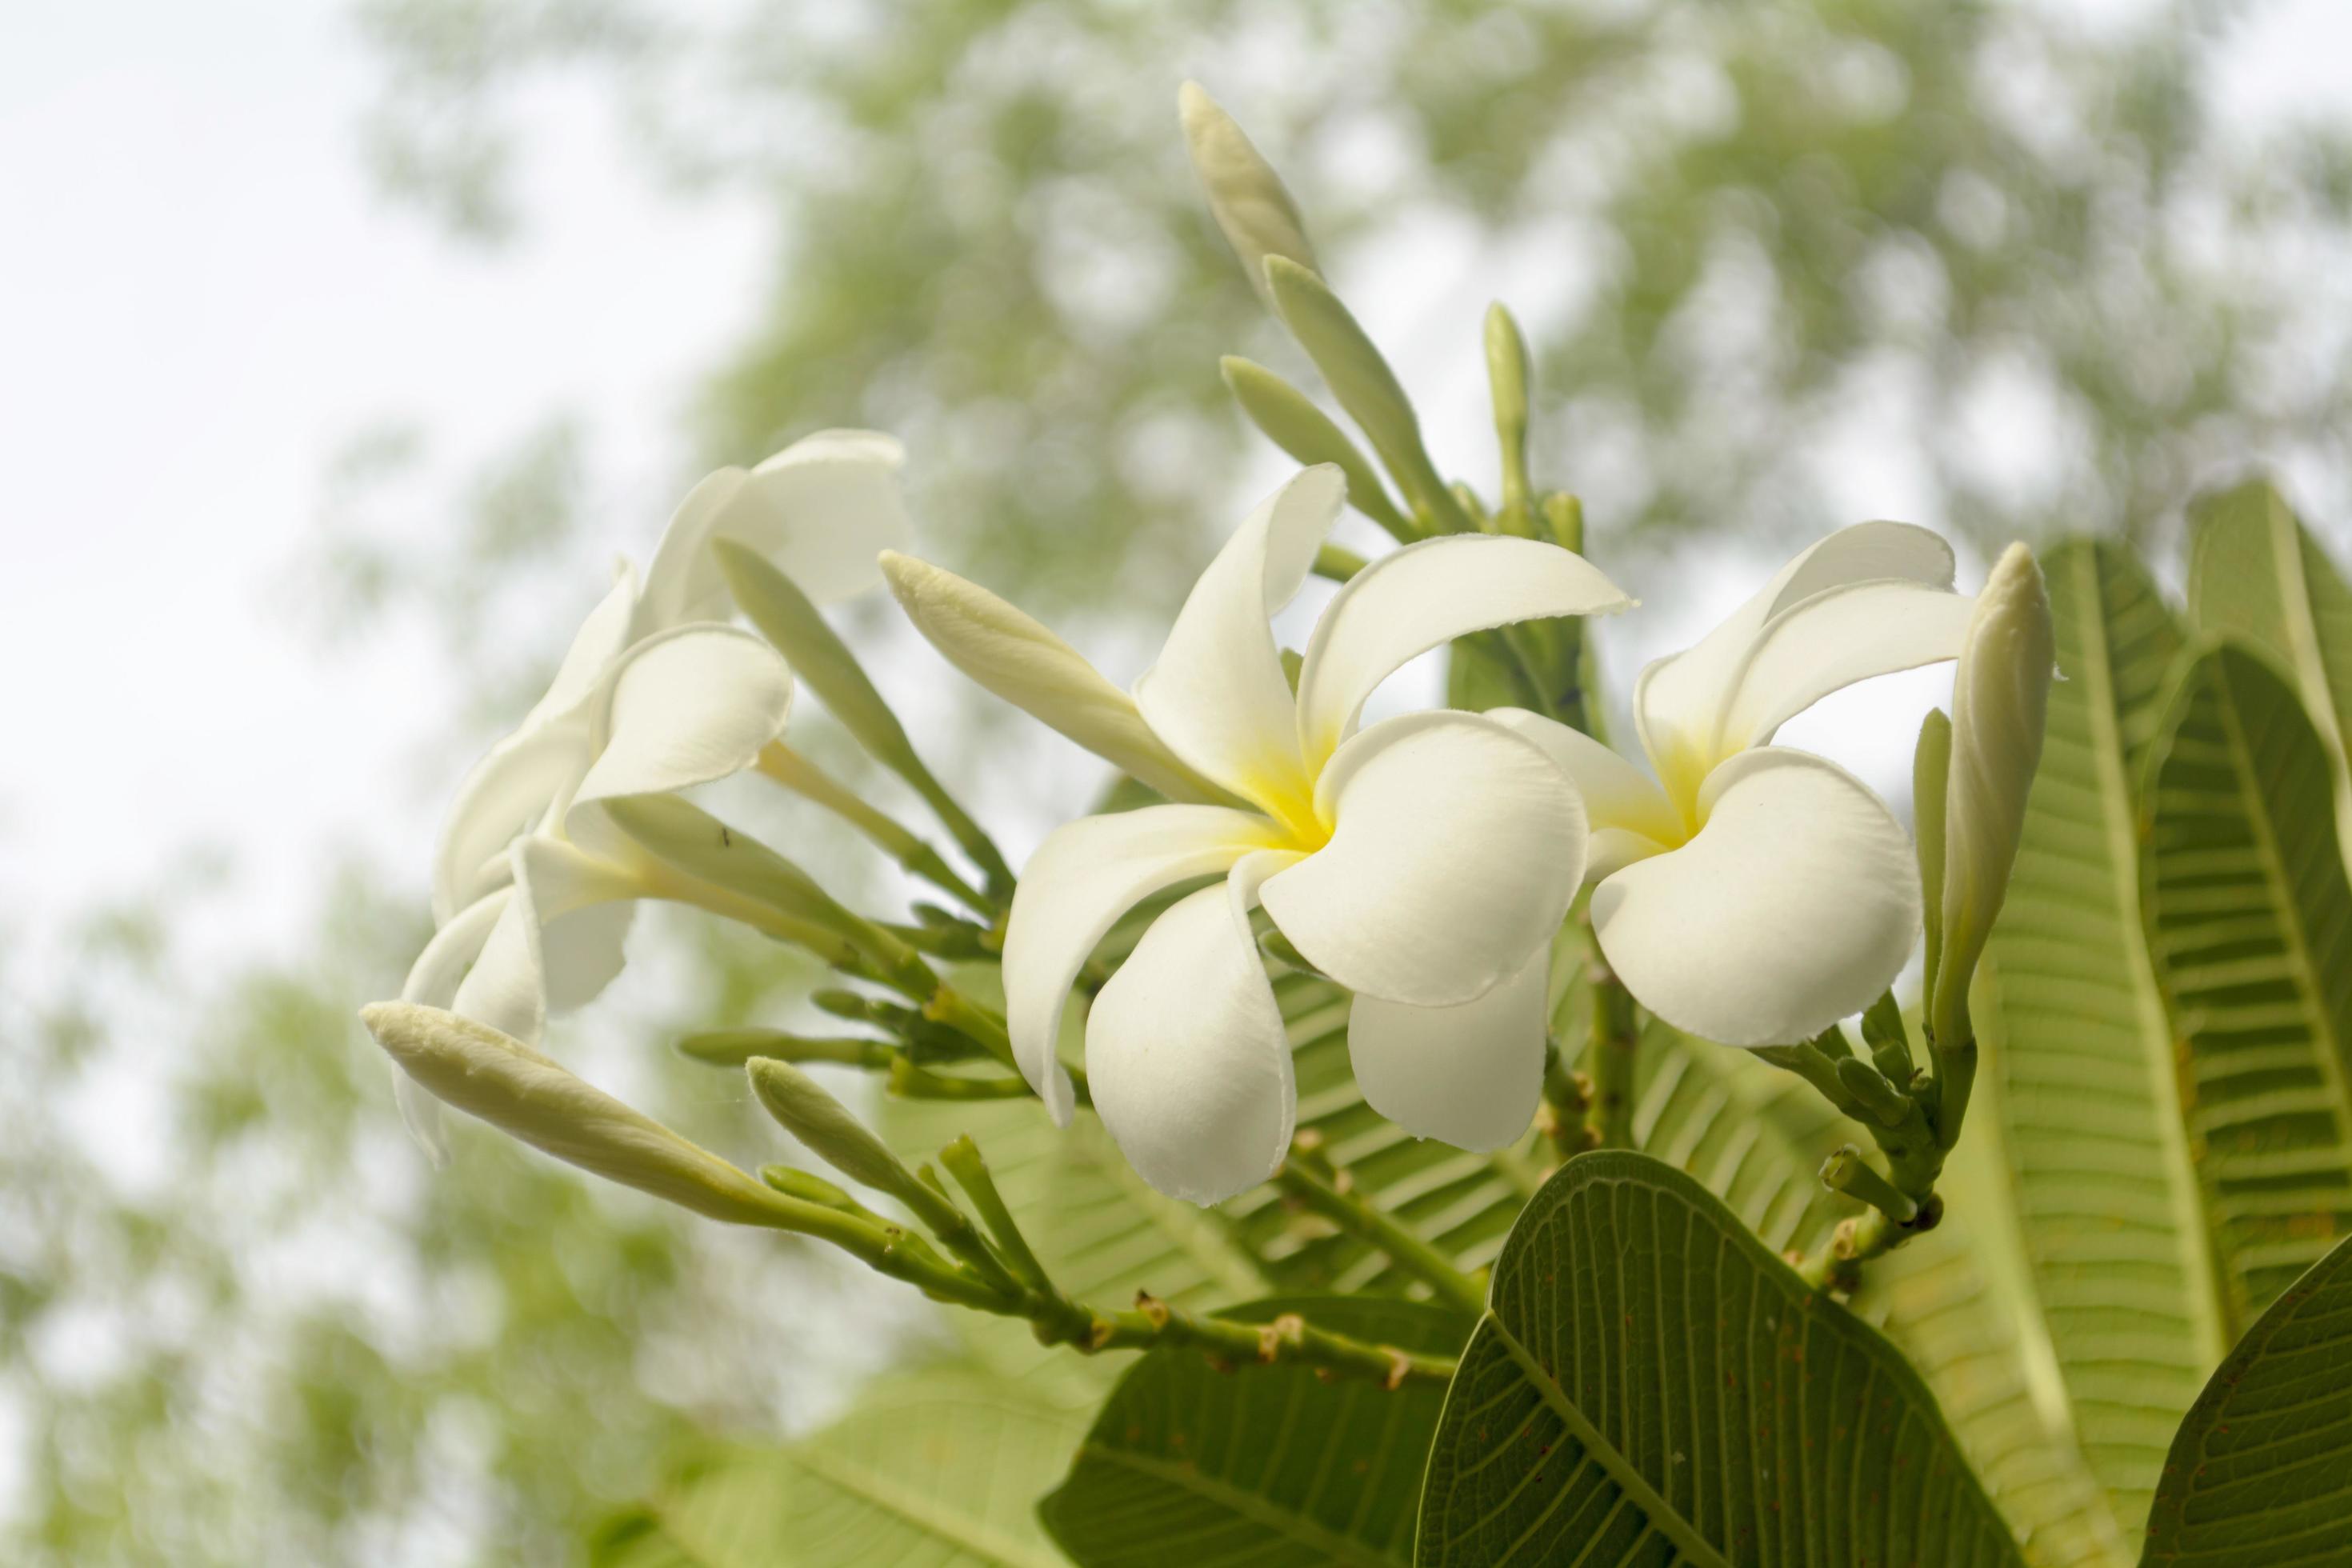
[7,1,2352,1561]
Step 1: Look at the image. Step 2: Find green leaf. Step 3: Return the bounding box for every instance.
[2141,641,2352,1325]
[1860,1086,2134,1566]
[2140,1230,2352,1565]
[2186,479,2352,819]
[1415,1150,2026,1568]
[1038,1296,1466,1566]
[590,1373,1084,1568]
[1972,538,2214,1546]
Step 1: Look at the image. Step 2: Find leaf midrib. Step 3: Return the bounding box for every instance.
[2070,546,2231,1377]
[2212,661,2352,1294]
[1070,1442,1399,1567]
[1484,1314,1732,1568]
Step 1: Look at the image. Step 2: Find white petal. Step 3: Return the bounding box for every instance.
[1718,579,1976,747]
[401,890,512,1010]
[450,878,546,1046]
[1134,466,1340,822]
[1348,946,1550,1150]
[1293,535,1630,765]
[394,889,511,1162]
[1260,710,1586,1006]
[738,430,912,605]
[1590,746,1920,1046]
[514,835,641,1014]
[1480,707,1681,848]
[570,626,794,810]
[522,566,640,727]
[1002,805,1288,1123]
[430,715,590,924]
[1635,521,1955,765]
[631,467,754,636]
[637,434,910,630]
[1086,852,1298,1204]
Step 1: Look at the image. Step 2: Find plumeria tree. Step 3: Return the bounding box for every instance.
[368,89,2352,1566]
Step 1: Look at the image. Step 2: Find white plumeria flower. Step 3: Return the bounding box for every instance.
[1501,522,1977,1048]
[395,431,907,1150]
[998,466,1630,1203]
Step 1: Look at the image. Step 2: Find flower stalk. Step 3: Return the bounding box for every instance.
[1274,1150,1487,1318]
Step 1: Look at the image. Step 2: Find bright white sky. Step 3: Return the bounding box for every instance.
[3,0,2350,969]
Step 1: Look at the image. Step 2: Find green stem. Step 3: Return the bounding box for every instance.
[1540,1047,1598,1164]
[1587,942,1639,1149]
[1274,1159,1486,1317]
[755,744,994,917]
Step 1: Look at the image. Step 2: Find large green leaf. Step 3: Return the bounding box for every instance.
[1038,1296,1467,1566]
[1415,1150,2026,1567]
[1970,538,2215,1546]
[2186,479,2352,815]
[1860,1083,2133,1567]
[590,1374,1084,1568]
[2140,642,2352,1326]
[2140,1230,2352,1565]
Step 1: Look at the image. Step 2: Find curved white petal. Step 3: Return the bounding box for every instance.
[1134,466,1339,822]
[1086,851,1298,1204]
[641,435,908,630]
[1002,805,1288,1123]
[394,890,511,1164]
[1260,710,1585,1007]
[1635,521,1955,766]
[1480,708,1680,846]
[1719,579,1976,747]
[1349,945,1550,1150]
[514,835,642,1014]
[632,467,754,636]
[522,566,640,728]
[430,715,590,924]
[450,876,547,1047]
[571,626,794,810]
[737,430,913,606]
[1294,535,1630,765]
[1590,746,1920,1046]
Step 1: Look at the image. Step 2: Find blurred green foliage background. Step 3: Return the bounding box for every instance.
[7,1,2351,1562]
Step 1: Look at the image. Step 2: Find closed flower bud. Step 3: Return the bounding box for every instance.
[360,1002,799,1228]
[879,550,1232,804]
[1930,542,2055,1052]
[1178,82,1318,306]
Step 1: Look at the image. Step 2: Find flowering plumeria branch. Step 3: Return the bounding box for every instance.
[365,84,2066,1436]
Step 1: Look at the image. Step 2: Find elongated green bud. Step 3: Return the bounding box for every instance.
[1484,303,1534,526]
[747,1057,948,1218]
[1178,82,1318,307]
[1264,257,1467,533]
[878,551,1235,805]
[361,1002,802,1227]
[715,540,1013,893]
[1932,544,2054,1057]
[1219,357,1412,539]
[1913,709,1952,1008]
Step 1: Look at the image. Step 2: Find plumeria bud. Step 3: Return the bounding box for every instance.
[1220,357,1412,540]
[1263,258,1466,533]
[879,550,1234,804]
[746,1057,971,1246]
[1930,544,2054,1100]
[360,1002,801,1227]
[1178,82,1318,306]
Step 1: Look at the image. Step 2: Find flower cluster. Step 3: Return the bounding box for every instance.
[369,86,2047,1230]
[391,432,910,1154]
